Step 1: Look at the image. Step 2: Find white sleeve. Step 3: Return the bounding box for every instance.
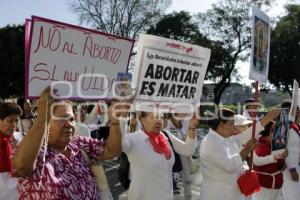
[120,118,134,153]
[17,120,23,133]
[166,130,196,156]
[201,138,244,173]
[122,134,132,153]
[119,118,129,136]
[84,105,98,125]
[235,122,264,148]
[286,128,300,169]
[253,152,276,166]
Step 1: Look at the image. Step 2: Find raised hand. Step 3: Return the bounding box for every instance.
[188,113,199,129]
[37,86,56,123]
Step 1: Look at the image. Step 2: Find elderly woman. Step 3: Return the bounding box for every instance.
[13,87,122,199]
[200,108,258,200]
[0,102,22,200]
[122,110,198,200]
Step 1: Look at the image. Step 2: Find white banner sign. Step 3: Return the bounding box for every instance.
[249,6,271,83]
[133,34,211,105]
[26,16,134,99]
[289,79,299,122]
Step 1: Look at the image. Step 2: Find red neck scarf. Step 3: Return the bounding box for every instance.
[0,131,13,173]
[143,129,171,160]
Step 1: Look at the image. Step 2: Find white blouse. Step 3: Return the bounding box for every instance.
[200,128,245,200]
[0,173,17,200]
[286,128,300,169]
[122,129,195,200]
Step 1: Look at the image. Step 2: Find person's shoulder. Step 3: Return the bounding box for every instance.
[72,135,97,145]
[125,129,142,137]
[289,126,300,136]
[161,129,171,135]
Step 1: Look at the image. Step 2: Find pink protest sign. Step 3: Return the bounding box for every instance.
[26,16,134,99]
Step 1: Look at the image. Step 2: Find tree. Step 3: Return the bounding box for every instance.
[196,0,275,104]
[147,11,233,99]
[196,0,252,104]
[147,11,205,43]
[269,4,300,95]
[0,25,25,99]
[70,0,171,39]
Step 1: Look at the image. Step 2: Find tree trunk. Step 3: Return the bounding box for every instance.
[213,81,230,105]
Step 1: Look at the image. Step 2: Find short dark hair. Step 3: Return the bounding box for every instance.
[260,121,275,137]
[17,97,26,110]
[244,99,255,104]
[0,103,22,120]
[244,99,255,109]
[281,100,292,111]
[139,111,153,120]
[209,108,235,130]
[139,111,165,121]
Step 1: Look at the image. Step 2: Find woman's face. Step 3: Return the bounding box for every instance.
[219,119,235,138]
[140,112,163,134]
[48,104,76,150]
[23,100,32,112]
[0,114,19,135]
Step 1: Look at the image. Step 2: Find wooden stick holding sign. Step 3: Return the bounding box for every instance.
[238,6,271,196]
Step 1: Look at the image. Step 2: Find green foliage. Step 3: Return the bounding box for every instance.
[147,11,203,43]
[196,0,252,104]
[269,4,300,94]
[0,25,25,99]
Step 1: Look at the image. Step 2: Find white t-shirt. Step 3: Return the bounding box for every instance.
[200,129,245,200]
[122,129,195,200]
[0,173,17,200]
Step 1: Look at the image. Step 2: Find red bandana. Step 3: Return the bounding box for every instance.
[143,129,171,160]
[0,131,13,173]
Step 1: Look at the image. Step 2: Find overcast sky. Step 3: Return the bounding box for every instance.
[0,0,220,27]
[0,0,289,85]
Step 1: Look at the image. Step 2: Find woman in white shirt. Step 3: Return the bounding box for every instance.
[122,111,198,200]
[0,102,22,200]
[200,108,258,200]
[16,98,35,136]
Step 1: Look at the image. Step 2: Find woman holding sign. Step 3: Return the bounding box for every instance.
[122,110,198,200]
[200,108,258,200]
[0,102,22,200]
[13,87,122,200]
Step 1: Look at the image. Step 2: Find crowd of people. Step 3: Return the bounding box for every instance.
[1,86,300,200]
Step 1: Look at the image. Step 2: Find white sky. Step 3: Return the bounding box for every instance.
[0,0,289,85]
